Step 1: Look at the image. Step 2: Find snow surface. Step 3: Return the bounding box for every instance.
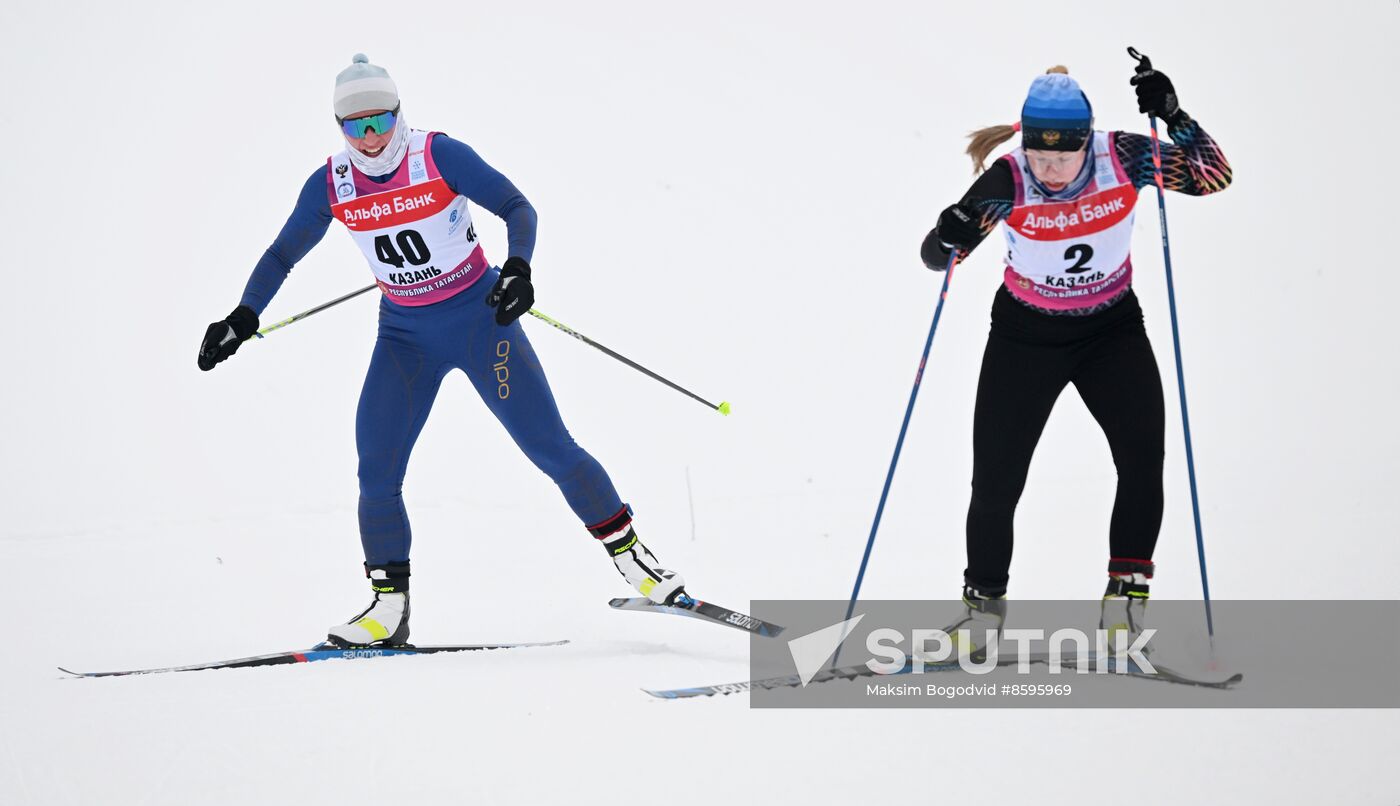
[4,1,1398,803]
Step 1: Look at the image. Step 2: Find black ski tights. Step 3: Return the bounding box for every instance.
[964,287,1165,594]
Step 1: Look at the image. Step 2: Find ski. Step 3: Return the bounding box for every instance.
[645,655,1014,699]
[609,595,785,637]
[644,654,1242,699]
[1118,662,1243,690]
[59,639,569,678]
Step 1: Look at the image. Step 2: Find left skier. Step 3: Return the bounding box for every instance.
[196,54,686,647]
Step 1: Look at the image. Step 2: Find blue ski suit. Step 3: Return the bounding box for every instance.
[238,133,624,564]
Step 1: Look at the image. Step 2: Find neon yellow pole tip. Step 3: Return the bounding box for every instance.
[717,401,732,416]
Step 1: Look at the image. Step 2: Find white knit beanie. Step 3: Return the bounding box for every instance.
[333,54,399,119]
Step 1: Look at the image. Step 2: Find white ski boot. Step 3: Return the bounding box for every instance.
[918,584,1006,664]
[589,508,686,605]
[1100,559,1153,656]
[327,562,412,647]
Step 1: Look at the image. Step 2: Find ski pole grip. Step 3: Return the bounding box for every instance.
[1127,46,1152,73]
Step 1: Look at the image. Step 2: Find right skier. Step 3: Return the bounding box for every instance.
[921,60,1232,655]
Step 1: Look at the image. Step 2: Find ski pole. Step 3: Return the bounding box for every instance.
[527,308,731,416]
[248,283,378,340]
[1128,46,1215,642]
[243,282,732,417]
[835,251,959,664]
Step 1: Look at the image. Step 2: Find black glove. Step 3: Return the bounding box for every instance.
[1130,68,1180,121]
[197,305,259,371]
[486,256,534,326]
[934,203,986,256]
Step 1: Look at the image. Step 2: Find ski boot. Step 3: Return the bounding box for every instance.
[918,583,1007,664]
[327,562,411,647]
[588,507,686,605]
[1100,558,1152,656]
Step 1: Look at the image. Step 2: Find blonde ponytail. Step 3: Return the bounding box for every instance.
[965,66,1071,173]
[966,124,1018,174]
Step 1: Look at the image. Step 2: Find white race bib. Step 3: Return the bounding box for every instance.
[1001,131,1138,311]
[329,130,489,306]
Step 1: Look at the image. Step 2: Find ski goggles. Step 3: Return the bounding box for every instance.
[338,106,399,139]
